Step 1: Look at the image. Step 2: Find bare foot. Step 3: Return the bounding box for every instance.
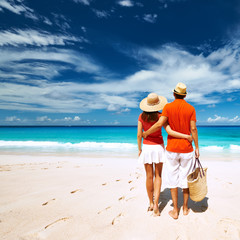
[153,206,160,217]
[183,207,190,216]
[148,203,154,212]
[169,209,179,219]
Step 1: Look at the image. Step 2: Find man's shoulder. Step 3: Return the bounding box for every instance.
[184,100,195,110]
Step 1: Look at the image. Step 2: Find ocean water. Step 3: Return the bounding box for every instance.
[0,126,239,157]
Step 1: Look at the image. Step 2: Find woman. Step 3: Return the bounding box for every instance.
[137,93,192,216]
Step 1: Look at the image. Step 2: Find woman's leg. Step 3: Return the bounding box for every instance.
[153,162,163,215]
[144,163,154,210]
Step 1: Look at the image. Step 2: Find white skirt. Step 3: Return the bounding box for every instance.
[138,144,166,164]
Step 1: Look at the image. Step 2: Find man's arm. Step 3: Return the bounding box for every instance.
[143,116,168,138]
[190,120,199,158]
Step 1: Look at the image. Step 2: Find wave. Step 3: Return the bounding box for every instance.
[0,141,239,153]
[0,140,137,151]
[202,145,240,152]
[230,144,240,151]
[201,146,224,152]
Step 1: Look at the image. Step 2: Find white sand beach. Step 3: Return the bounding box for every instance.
[0,153,240,240]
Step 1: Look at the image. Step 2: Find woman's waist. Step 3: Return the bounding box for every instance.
[143,136,163,145]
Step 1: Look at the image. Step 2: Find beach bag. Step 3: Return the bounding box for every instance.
[187,158,208,202]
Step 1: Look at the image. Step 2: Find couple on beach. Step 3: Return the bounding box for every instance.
[137,82,199,219]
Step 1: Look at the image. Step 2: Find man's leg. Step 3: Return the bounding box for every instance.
[182,188,190,215]
[169,187,179,219]
[179,151,194,216]
[165,151,180,219]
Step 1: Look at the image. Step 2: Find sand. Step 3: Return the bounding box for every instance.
[0,153,240,240]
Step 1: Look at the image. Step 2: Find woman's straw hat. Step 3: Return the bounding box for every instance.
[140,93,167,112]
[173,82,187,95]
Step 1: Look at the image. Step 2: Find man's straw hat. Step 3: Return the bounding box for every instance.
[173,82,187,95]
[140,93,167,112]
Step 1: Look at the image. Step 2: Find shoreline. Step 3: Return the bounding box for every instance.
[0,148,239,162]
[1,154,240,240]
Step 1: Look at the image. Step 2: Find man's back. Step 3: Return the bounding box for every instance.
[162,99,196,153]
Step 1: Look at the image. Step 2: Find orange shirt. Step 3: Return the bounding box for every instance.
[162,99,196,153]
[138,113,164,145]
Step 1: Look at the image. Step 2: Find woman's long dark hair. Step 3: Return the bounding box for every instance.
[141,111,159,122]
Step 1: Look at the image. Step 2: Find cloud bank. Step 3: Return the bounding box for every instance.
[1,33,240,114]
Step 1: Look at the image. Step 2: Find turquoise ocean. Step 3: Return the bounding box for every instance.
[0,126,240,158]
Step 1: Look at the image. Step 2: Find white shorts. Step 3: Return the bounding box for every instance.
[138,144,165,164]
[165,151,194,189]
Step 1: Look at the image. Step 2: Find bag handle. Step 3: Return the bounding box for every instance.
[193,158,205,178]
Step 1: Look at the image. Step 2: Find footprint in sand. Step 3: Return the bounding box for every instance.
[125,197,135,202]
[0,167,11,172]
[118,196,125,201]
[217,218,240,239]
[112,213,124,225]
[44,217,71,229]
[97,206,111,214]
[130,187,135,191]
[135,173,142,179]
[42,198,56,206]
[70,189,83,194]
[20,217,71,239]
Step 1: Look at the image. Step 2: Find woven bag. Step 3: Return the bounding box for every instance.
[187,158,208,202]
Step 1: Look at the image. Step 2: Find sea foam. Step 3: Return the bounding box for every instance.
[202,146,224,152]
[230,144,240,152]
[0,140,137,152]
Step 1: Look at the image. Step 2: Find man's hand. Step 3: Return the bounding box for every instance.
[187,135,193,143]
[195,148,200,158]
[142,131,147,139]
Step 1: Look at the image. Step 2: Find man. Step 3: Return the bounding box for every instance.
[143,82,199,219]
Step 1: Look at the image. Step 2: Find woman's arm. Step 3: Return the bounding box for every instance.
[137,121,143,156]
[163,123,192,142]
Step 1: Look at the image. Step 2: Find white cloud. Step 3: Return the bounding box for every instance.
[92,9,110,18]
[207,104,216,108]
[64,117,72,121]
[73,116,81,121]
[0,29,84,47]
[143,14,158,23]
[5,116,21,121]
[118,0,134,7]
[73,0,91,5]
[81,26,87,32]
[0,48,102,82]
[0,0,32,15]
[207,115,240,123]
[36,116,52,122]
[1,39,240,114]
[113,120,120,125]
[51,13,72,31]
[229,116,240,123]
[0,0,45,22]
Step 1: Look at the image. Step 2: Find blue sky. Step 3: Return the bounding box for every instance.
[0,0,240,126]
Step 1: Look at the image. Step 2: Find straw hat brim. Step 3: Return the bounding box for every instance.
[173,89,187,95]
[139,96,167,112]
